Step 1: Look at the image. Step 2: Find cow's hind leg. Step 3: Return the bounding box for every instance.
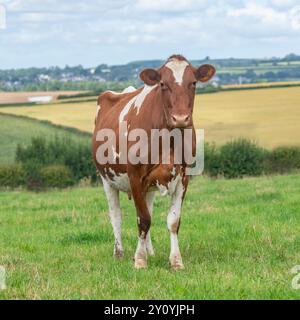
[167,179,185,270]
[102,178,123,258]
[145,191,156,256]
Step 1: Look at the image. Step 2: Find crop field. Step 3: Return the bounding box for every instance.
[1,86,300,148]
[0,174,300,299]
[0,91,83,104]
[222,81,300,89]
[217,63,300,75]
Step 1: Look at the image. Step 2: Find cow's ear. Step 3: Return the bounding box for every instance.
[195,64,216,83]
[140,68,161,85]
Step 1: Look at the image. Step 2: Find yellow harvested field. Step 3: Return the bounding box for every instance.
[0,91,83,104]
[1,87,300,148]
[194,87,300,147]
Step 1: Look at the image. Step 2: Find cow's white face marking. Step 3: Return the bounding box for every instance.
[119,85,157,122]
[165,59,189,85]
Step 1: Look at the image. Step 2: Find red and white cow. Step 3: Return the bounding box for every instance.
[92,55,215,270]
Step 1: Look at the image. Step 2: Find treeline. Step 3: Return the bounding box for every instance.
[0,137,299,190]
[1,53,300,91]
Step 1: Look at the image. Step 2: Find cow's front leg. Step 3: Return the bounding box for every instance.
[167,178,185,270]
[102,177,123,258]
[129,173,152,269]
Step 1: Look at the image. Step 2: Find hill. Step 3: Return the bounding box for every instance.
[1,53,300,91]
[0,113,91,163]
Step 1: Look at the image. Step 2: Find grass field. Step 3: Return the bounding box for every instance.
[0,86,300,148]
[0,174,300,299]
[0,113,90,163]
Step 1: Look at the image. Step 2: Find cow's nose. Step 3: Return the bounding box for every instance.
[171,114,191,127]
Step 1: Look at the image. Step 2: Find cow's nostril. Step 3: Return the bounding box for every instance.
[184,115,190,122]
[172,116,177,122]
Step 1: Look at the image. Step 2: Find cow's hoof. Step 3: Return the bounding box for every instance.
[134,258,147,269]
[170,256,184,271]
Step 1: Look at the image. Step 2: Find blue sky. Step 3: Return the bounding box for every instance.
[0,0,300,68]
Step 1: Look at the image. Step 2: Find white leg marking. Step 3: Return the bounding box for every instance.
[145,191,156,256]
[134,236,147,269]
[167,178,185,270]
[102,177,123,257]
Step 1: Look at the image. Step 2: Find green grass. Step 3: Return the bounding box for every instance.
[0,113,91,163]
[1,174,300,299]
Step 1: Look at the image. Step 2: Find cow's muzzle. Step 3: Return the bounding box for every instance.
[170,114,191,128]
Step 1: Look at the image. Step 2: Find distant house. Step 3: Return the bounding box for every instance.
[39,74,51,82]
[28,96,53,103]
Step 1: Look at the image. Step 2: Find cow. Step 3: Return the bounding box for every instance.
[92,55,215,270]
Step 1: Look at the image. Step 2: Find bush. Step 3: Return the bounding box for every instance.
[40,165,75,188]
[264,146,300,173]
[0,164,26,188]
[219,139,266,179]
[204,139,267,178]
[23,160,45,190]
[204,143,222,177]
[16,136,96,184]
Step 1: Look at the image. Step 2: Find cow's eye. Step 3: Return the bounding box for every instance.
[192,81,197,87]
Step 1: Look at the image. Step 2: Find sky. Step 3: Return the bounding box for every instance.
[0,0,300,68]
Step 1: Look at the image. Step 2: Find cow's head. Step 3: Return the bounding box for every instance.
[140,55,215,128]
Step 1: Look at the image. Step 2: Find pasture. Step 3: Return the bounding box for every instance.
[1,87,300,148]
[0,174,300,299]
[0,113,90,163]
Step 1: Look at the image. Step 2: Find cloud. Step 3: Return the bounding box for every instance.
[0,0,300,68]
[136,0,207,11]
[228,3,287,24]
